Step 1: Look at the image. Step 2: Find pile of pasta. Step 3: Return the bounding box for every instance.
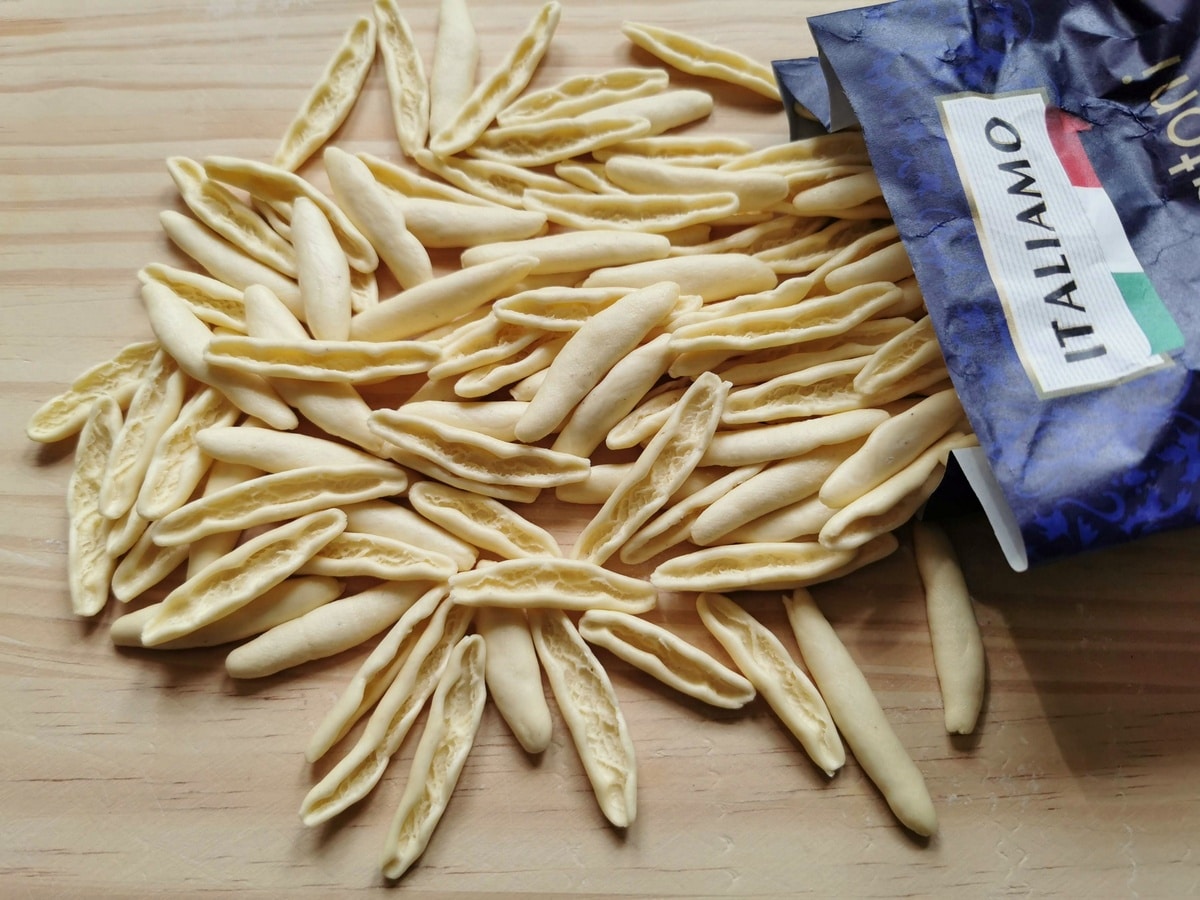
[26,0,986,880]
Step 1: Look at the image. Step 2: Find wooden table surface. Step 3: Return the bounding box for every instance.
[3,1,1199,897]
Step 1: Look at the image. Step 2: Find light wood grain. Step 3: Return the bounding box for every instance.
[3,1,1199,897]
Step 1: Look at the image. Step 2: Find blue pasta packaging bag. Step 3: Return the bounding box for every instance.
[776,0,1200,569]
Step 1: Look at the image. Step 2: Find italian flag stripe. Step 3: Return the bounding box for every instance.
[1045,108,1183,355]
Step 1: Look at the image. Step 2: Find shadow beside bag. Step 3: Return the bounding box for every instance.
[777,0,1200,570]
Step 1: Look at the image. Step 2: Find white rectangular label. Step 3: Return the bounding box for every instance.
[938,90,1164,396]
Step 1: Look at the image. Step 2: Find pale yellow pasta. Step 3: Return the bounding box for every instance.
[342,499,478,572]
[578,609,755,709]
[203,155,378,273]
[241,285,386,454]
[368,410,588,489]
[824,239,914,294]
[273,16,376,172]
[430,1,562,156]
[110,527,191,604]
[515,281,680,442]
[578,88,714,136]
[141,508,347,647]
[185,458,259,579]
[111,576,342,649]
[912,520,986,735]
[104,504,148,559]
[653,541,856,593]
[461,229,669,276]
[792,170,884,216]
[820,388,965,509]
[604,381,688,450]
[166,156,297,277]
[324,147,433,290]
[448,558,656,614]
[381,633,488,880]
[852,315,943,395]
[374,0,429,157]
[553,159,626,194]
[349,255,538,341]
[297,531,458,581]
[142,282,298,432]
[784,588,938,836]
[292,196,352,341]
[158,211,301,314]
[603,155,789,212]
[594,134,755,167]
[699,407,888,467]
[136,386,238,520]
[551,333,673,458]
[522,187,739,233]
[409,480,561,560]
[530,608,637,828]
[492,286,632,332]
[554,462,636,505]
[475,606,552,754]
[66,397,121,616]
[383,196,548,248]
[300,598,474,826]
[397,400,528,442]
[572,372,729,566]
[696,592,843,776]
[359,151,498,209]
[582,253,777,302]
[452,335,568,398]
[415,148,583,209]
[718,493,838,545]
[306,585,447,762]
[498,67,669,126]
[226,580,429,679]
[98,350,187,521]
[204,334,439,383]
[469,115,652,168]
[429,0,479,138]
[619,464,764,565]
[622,21,781,101]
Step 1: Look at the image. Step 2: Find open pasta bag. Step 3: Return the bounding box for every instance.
[776,0,1200,569]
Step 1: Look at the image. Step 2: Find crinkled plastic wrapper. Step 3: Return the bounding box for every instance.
[777,0,1200,569]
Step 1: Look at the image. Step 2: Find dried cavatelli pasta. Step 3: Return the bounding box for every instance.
[492,286,632,332]
[141,282,298,432]
[26,340,159,444]
[448,557,656,614]
[429,1,562,156]
[141,508,347,647]
[497,67,669,127]
[380,633,487,881]
[578,89,714,136]
[415,148,583,209]
[158,210,301,313]
[110,576,342,649]
[475,606,552,754]
[428,0,479,138]
[530,608,637,828]
[184,458,259,578]
[699,407,888,467]
[595,134,755,167]
[166,156,298,277]
[368,410,589,489]
[97,350,187,521]
[911,520,986,735]
[324,147,433,290]
[522,187,739,233]
[622,21,781,101]
[696,592,843,776]
[572,372,729,566]
[204,334,439,383]
[380,195,548,249]
[110,527,192,603]
[348,255,538,341]
[342,499,478,572]
[358,150,497,209]
[67,397,122,616]
[408,480,562,559]
[297,531,457,582]
[461,230,670,276]
[578,609,755,709]
[272,16,376,172]
[603,156,789,212]
[300,598,474,826]
[398,400,528,442]
[468,115,652,168]
[292,196,353,342]
[203,155,378,274]
[139,264,247,333]
[192,421,415,477]
[150,463,407,547]
[852,315,942,396]
[653,541,857,593]
[306,585,447,762]
[783,588,938,836]
[225,579,431,679]
[136,386,239,520]
[374,0,428,157]
[515,281,680,442]
[582,253,777,303]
